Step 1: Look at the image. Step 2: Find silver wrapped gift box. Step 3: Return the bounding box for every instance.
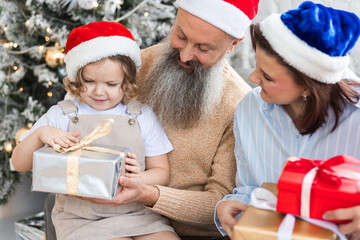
[32,145,128,200]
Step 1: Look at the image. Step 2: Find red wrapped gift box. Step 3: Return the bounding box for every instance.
[277,155,360,223]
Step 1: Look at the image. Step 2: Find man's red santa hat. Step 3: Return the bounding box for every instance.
[175,0,259,38]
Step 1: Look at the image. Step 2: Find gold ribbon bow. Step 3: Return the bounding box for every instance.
[53,118,125,196]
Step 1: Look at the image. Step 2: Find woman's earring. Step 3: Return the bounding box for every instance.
[303,95,308,101]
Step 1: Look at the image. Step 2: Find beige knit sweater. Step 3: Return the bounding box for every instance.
[136,44,251,237]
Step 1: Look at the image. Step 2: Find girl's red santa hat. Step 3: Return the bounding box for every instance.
[175,0,259,39]
[64,21,141,82]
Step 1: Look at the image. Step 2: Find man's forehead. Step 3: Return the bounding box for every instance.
[175,25,217,49]
[175,8,232,44]
[176,8,229,34]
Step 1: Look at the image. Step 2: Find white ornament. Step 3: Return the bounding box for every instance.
[104,0,123,15]
[59,0,78,11]
[78,0,97,10]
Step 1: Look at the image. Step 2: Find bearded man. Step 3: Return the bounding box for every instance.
[44,0,259,239]
[119,1,259,238]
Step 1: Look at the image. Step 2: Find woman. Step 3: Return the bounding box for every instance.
[215,1,360,238]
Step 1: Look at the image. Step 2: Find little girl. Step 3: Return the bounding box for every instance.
[12,21,178,240]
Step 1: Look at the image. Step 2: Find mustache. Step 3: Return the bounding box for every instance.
[169,48,203,70]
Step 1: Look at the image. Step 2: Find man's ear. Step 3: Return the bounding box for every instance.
[227,37,244,54]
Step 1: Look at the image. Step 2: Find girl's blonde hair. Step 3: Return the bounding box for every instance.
[63,55,139,104]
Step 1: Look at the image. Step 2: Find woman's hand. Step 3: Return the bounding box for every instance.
[322,182,360,240]
[323,206,360,240]
[216,200,247,238]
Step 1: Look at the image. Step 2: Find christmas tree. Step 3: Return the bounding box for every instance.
[0,0,176,205]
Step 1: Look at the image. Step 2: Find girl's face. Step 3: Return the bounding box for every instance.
[79,58,125,111]
[249,46,308,113]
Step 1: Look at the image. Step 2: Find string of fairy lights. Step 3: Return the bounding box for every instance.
[2,23,66,97]
[1,0,151,153]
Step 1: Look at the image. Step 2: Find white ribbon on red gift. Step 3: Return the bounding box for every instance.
[286,155,360,218]
[249,187,347,240]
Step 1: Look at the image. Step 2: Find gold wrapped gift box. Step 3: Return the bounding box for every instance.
[232,183,338,240]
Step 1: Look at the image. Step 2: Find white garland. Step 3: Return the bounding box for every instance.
[33,64,60,85]
[21,97,45,122]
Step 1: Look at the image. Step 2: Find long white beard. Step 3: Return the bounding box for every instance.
[139,37,225,129]
[202,59,225,116]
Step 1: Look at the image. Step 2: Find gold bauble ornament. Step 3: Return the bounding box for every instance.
[15,123,32,145]
[4,142,12,152]
[45,48,65,68]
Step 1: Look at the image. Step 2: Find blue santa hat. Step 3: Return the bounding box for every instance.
[259,1,360,84]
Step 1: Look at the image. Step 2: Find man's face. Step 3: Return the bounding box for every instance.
[138,35,225,129]
[170,8,238,69]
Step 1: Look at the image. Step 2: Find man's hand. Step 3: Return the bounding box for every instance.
[77,176,144,206]
[216,200,247,238]
[78,172,160,207]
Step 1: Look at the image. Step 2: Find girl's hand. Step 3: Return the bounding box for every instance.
[11,126,80,172]
[124,152,140,178]
[38,126,80,148]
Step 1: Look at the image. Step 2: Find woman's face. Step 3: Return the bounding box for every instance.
[249,46,308,109]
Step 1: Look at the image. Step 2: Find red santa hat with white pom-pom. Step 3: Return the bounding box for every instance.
[175,0,259,39]
[64,21,141,82]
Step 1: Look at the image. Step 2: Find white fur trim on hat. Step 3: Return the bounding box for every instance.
[175,0,251,39]
[64,36,141,82]
[259,14,349,84]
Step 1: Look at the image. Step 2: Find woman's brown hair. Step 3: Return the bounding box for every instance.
[250,23,360,135]
[63,55,139,104]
